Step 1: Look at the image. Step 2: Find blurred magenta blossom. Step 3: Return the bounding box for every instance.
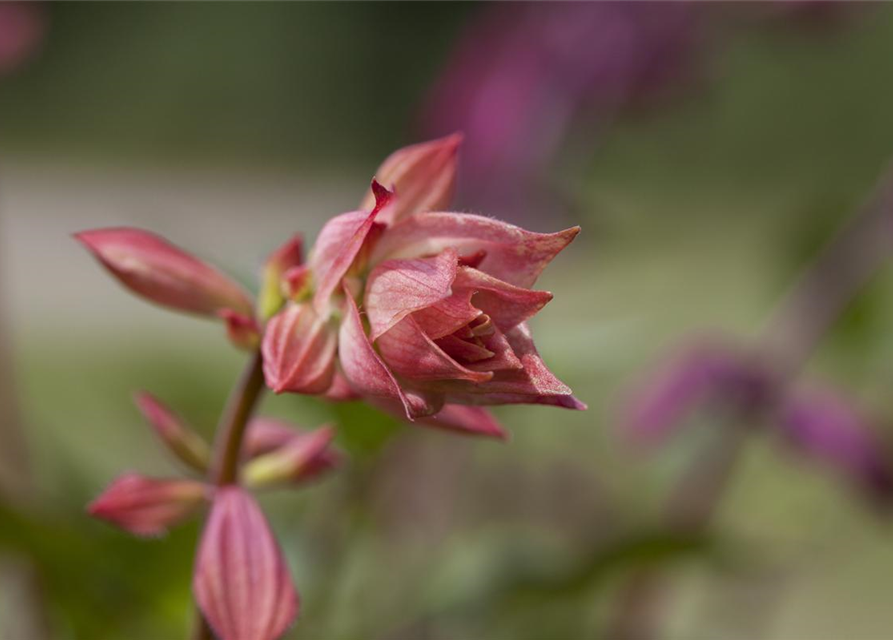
[0,1,45,76]
[421,1,698,215]
[620,338,893,505]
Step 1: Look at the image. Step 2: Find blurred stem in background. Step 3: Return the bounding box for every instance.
[608,168,893,639]
[192,351,266,640]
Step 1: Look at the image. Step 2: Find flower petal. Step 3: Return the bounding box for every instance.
[134,392,211,473]
[370,213,580,287]
[412,289,482,339]
[75,227,253,317]
[376,315,493,385]
[262,302,337,394]
[453,266,552,331]
[365,248,459,341]
[88,474,207,537]
[218,309,261,350]
[311,184,394,314]
[360,134,462,226]
[194,487,298,640]
[418,405,508,440]
[338,285,424,419]
[439,323,585,408]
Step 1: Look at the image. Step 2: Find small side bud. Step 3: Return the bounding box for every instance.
[134,392,211,473]
[243,426,337,489]
[218,309,261,350]
[88,474,207,537]
[259,234,304,320]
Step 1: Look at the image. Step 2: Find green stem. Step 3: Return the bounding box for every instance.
[191,350,267,639]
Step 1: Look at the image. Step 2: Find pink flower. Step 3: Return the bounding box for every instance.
[262,135,586,436]
[194,487,298,640]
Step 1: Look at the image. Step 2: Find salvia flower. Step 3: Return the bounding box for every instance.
[262,135,585,434]
[620,338,893,505]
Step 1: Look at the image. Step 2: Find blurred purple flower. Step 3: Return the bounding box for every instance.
[780,386,893,505]
[620,339,771,446]
[0,1,45,77]
[620,339,893,505]
[420,2,699,216]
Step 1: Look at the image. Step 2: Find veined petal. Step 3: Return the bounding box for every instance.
[453,266,553,331]
[194,487,298,640]
[75,227,253,317]
[462,323,523,372]
[338,285,422,420]
[360,133,462,226]
[412,289,482,339]
[311,183,394,314]
[369,213,580,288]
[376,315,493,384]
[88,474,207,537]
[440,323,584,408]
[262,303,337,394]
[365,248,459,341]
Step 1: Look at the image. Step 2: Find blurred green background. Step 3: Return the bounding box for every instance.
[4,2,893,639]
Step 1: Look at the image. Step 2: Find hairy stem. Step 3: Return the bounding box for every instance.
[609,171,893,640]
[191,350,267,640]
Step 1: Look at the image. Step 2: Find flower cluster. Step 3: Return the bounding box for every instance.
[77,135,583,640]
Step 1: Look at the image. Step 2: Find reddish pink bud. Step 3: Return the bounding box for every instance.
[259,235,304,320]
[243,426,337,488]
[218,309,261,350]
[74,227,253,317]
[194,487,298,640]
[262,302,337,394]
[88,474,207,537]
[360,134,462,226]
[282,265,311,299]
[134,392,211,472]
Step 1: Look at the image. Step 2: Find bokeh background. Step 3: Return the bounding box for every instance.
[4,2,893,639]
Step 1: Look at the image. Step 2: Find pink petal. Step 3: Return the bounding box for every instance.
[376,316,493,384]
[360,134,462,226]
[453,266,553,330]
[311,183,394,314]
[218,309,261,350]
[194,487,298,640]
[369,213,580,288]
[244,418,303,458]
[262,302,337,394]
[418,405,508,440]
[440,323,585,408]
[412,289,482,339]
[88,474,207,537]
[134,392,211,472]
[461,323,523,372]
[320,370,361,402]
[338,285,426,419]
[364,248,459,341]
[75,227,253,317]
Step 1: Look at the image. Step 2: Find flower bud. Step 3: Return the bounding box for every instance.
[194,487,298,640]
[218,309,261,350]
[133,392,211,472]
[88,474,207,537]
[75,227,253,317]
[243,426,336,489]
[259,234,303,320]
